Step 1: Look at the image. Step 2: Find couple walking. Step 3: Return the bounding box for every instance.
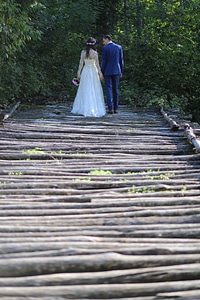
[71,35,124,117]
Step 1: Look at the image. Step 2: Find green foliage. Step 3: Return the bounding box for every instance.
[119,0,200,120]
[8,171,23,176]
[128,185,156,194]
[31,0,104,96]
[1,0,200,122]
[0,0,103,105]
[89,170,113,175]
[22,147,45,154]
[0,1,42,105]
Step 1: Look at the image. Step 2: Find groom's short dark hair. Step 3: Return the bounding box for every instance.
[103,35,112,41]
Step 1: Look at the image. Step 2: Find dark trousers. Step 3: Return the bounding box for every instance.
[104,75,120,111]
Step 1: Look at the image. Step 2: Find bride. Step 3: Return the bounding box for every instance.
[71,37,106,117]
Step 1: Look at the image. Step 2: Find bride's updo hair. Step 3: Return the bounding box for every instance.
[85,37,97,58]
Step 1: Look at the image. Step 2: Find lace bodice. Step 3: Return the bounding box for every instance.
[84,59,95,66]
[77,49,103,77]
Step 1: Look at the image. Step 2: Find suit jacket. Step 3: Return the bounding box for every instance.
[101,42,124,76]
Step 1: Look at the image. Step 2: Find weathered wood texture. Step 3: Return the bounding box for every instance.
[161,106,200,152]
[0,104,200,299]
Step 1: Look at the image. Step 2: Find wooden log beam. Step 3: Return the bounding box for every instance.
[160,107,200,152]
[160,107,180,130]
[0,263,199,286]
[157,289,200,299]
[0,280,199,298]
[1,214,200,228]
[184,123,200,152]
[1,252,200,277]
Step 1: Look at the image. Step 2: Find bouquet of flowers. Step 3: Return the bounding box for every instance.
[72,78,79,86]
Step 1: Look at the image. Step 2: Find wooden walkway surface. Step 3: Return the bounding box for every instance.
[0,104,200,299]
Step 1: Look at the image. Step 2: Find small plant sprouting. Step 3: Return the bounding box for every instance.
[128,185,156,194]
[128,185,136,193]
[22,147,45,155]
[50,150,63,155]
[145,172,175,180]
[181,185,187,195]
[8,171,23,176]
[22,148,63,163]
[73,177,92,182]
[89,170,113,176]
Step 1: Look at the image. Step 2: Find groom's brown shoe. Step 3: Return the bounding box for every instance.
[114,110,118,114]
[107,110,113,114]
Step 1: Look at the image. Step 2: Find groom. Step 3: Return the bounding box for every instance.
[101,35,124,114]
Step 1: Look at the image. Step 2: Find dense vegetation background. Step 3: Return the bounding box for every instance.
[0,0,200,121]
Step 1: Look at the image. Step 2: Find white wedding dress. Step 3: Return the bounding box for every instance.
[71,49,106,117]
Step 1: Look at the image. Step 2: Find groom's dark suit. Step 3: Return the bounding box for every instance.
[101,41,124,112]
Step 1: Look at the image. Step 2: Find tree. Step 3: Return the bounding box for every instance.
[1,0,200,122]
[0,0,42,104]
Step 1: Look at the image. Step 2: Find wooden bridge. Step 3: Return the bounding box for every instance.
[0,104,200,299]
